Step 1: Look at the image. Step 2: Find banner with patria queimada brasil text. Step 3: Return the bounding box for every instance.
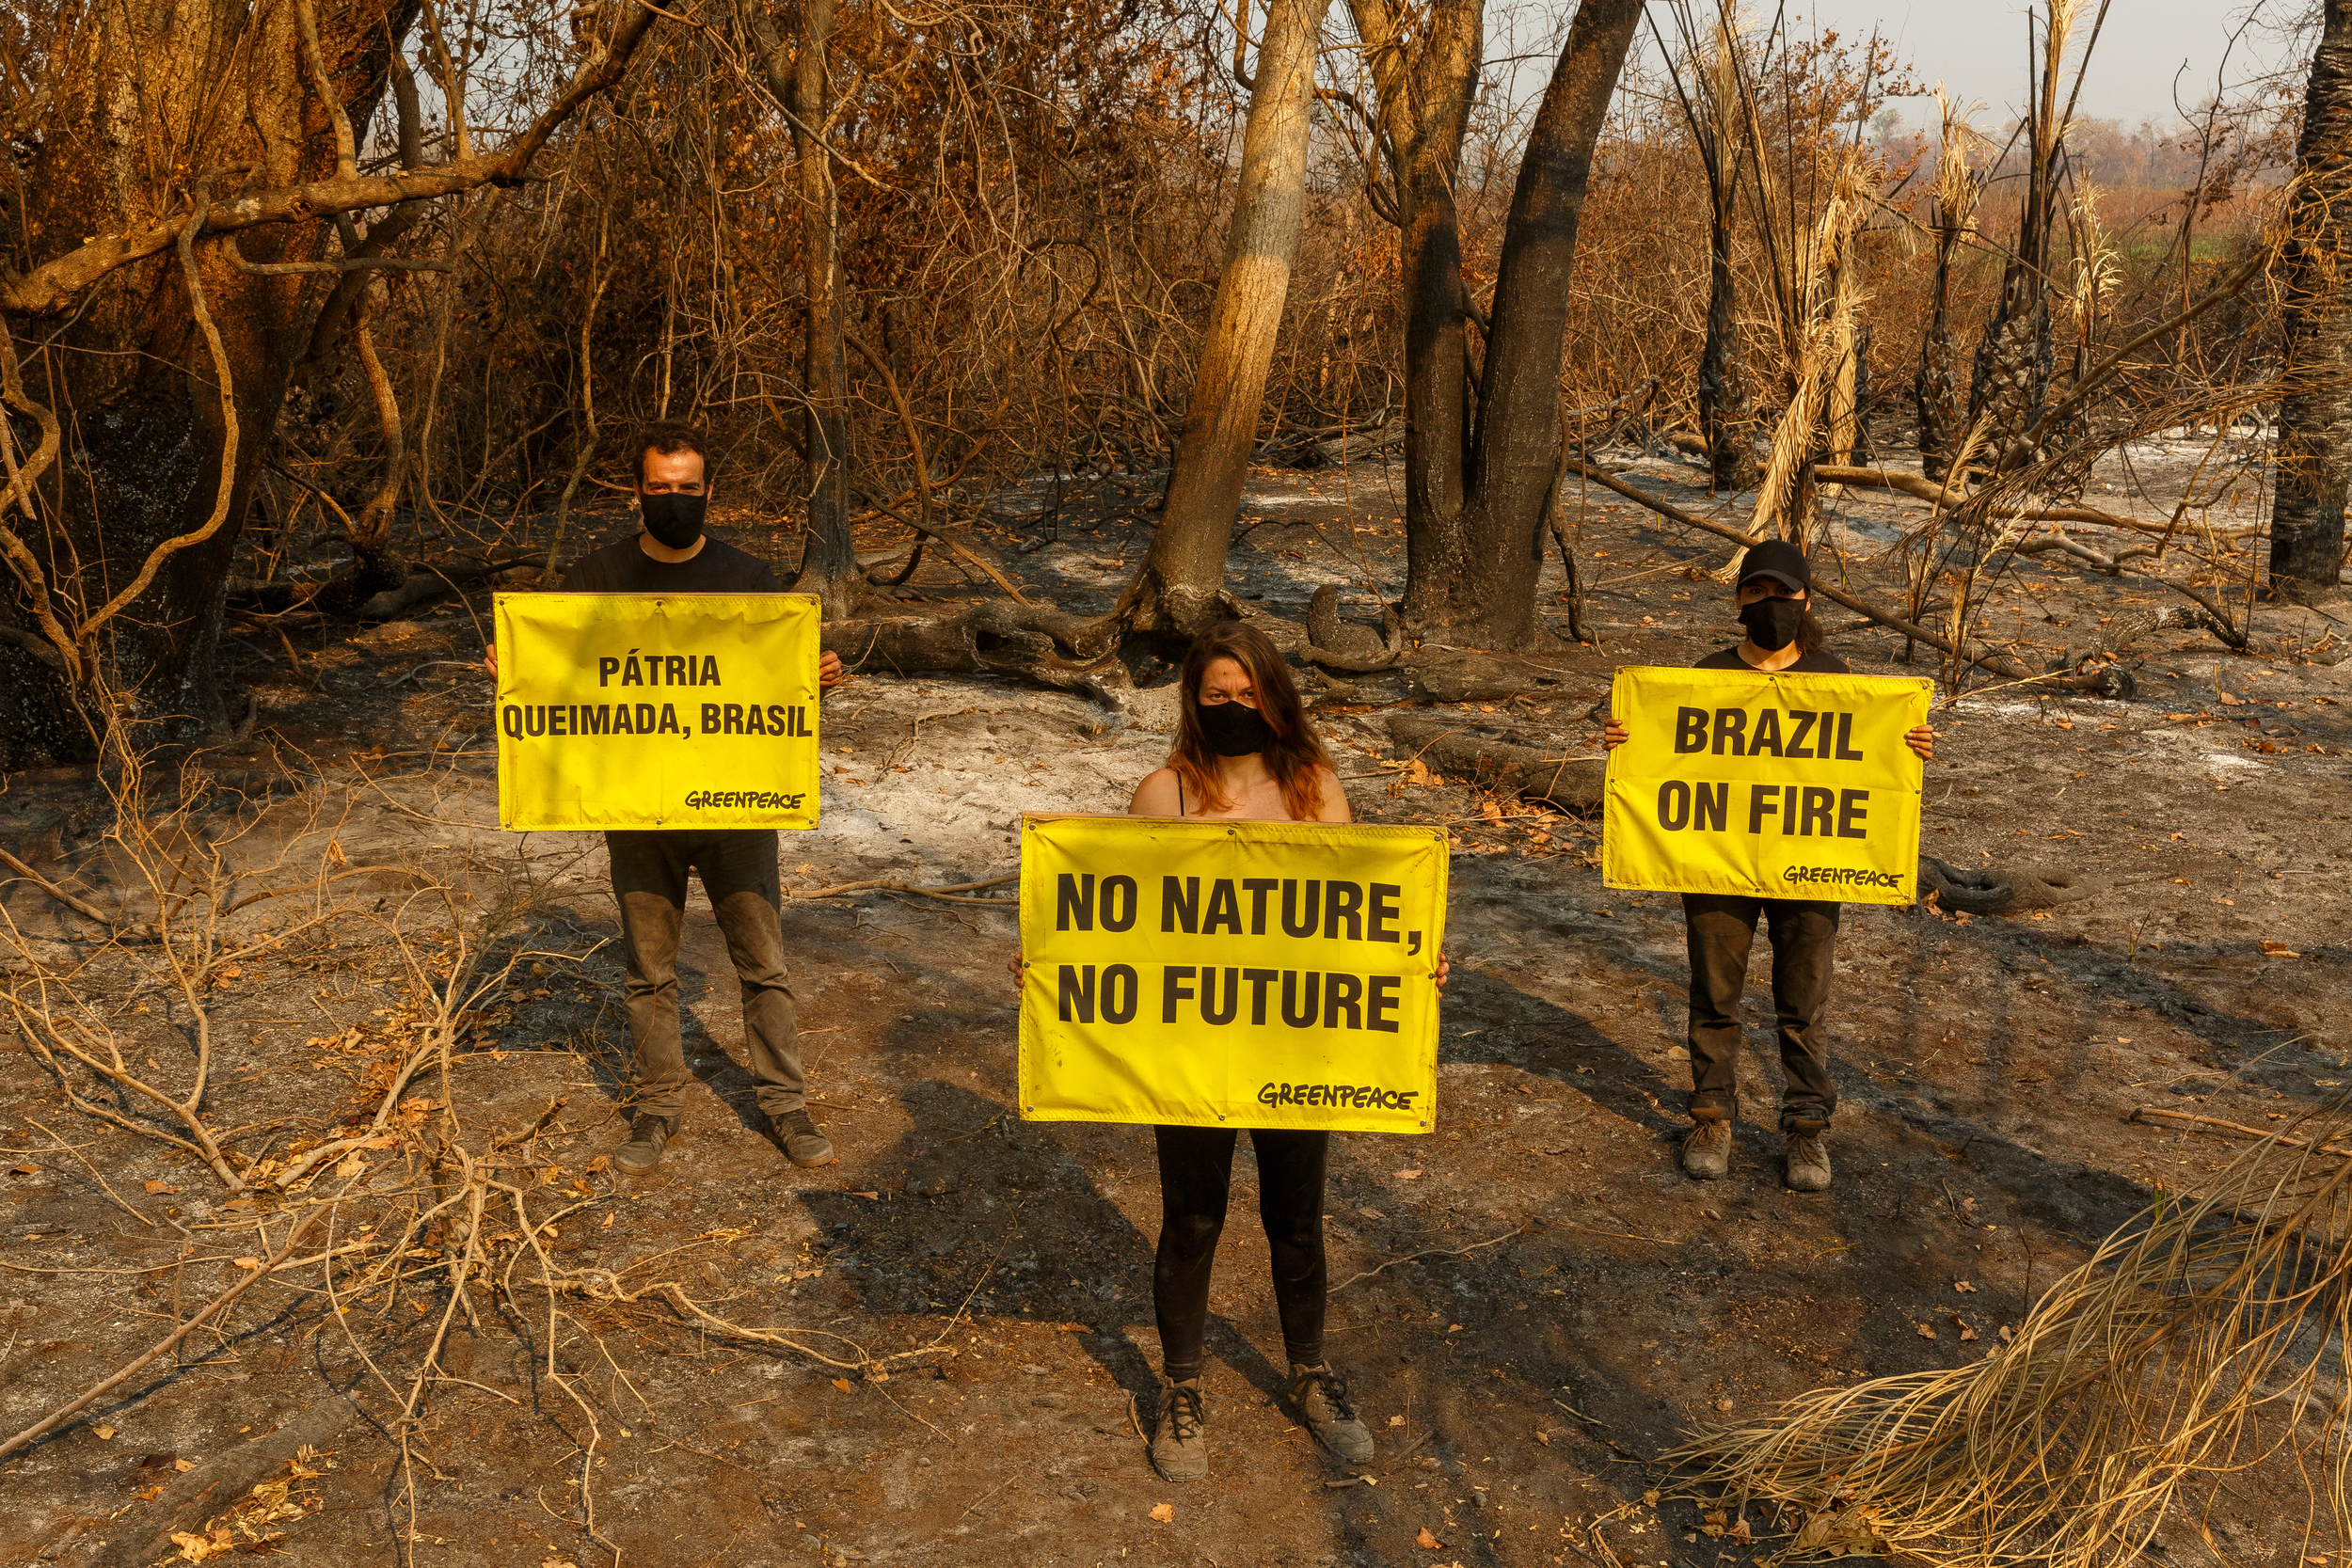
[495,594,822,832]
[1603,667,1931,906]
[1019,815,1447,1133]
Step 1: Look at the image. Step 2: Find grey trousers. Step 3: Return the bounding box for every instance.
[606,829,804,1122]
[1681,893,1840,1132]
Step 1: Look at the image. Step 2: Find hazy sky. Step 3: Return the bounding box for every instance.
[1795,0,2302,131]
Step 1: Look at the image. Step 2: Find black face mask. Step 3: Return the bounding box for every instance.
[1739,595,1807,652]
[1196,700,1275,757]
[640,491,707,549]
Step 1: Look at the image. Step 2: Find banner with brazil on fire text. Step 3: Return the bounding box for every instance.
[1018,815,1447,1133]
[1602,666,1931,907]
[494,593,822,832]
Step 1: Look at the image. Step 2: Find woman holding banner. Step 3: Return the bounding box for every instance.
[1603,539,1932,1194]
[1017,620,1445,1484]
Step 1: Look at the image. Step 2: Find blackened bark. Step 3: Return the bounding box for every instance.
[2271,0,2352,600]
[1443,0,1643,651]
[784,0,862,614]
[1915,242,1966,482]
[1699,215,1756,492]
[1385,0,1481,626]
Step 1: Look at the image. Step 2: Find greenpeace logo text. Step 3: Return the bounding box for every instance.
[1780,864,1904,890]
[1257,1082,1419,1112]
[684,789,808,810]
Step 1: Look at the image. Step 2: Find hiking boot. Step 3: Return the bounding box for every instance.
[1681,1118,1733,1180]
[1151,1377,1208,1482]
[1785,1131,1832,1193]
[1289,1362,1375,1464]
[770,1108,836,1168]
[612,1115,676,1175]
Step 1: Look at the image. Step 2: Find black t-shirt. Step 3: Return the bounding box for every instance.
[560,534,784,594]
[1693,645,1851,674]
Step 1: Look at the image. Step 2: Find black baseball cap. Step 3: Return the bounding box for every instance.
[1739,538,1811,593]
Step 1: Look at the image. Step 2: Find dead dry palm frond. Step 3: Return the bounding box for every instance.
[1669,1102,2352,1567]
[1732,150,1881,557]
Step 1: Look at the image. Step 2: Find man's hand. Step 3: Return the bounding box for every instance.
[484,644,498,680]
[1906,723,1936,763]
[818,649,845,692]
[1602,715,1627,750]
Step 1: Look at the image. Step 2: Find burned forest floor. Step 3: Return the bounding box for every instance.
[3,438,2350,1568]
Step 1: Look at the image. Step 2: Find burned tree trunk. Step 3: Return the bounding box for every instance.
[783,0,861,614]
[0,0,419,767]
[2270,0,2352,602]
[1915,260,1967,482]
[1352,0,1482,626]
[1700,209,1757,492]
[1439,0,1643,651]
[0,1,658,768]
[1112,0,1332,640]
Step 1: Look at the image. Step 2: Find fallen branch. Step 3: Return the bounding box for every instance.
[0,1200,332,1460]
[789,873,1016,904]
[0,845,115,927]
[2130,1106,2352,1157]
[1330,1226,1522,1292]
[1386,716,1604,814]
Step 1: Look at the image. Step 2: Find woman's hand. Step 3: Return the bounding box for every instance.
[484,644,499,679]
[1602,715,1627,750]
[1008,952,1025,991]
[818,649,846,691]
[1905,723,1936,763]
[1435,953,1451,990]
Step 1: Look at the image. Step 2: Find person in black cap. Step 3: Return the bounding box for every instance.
[1602,539,1933,1192]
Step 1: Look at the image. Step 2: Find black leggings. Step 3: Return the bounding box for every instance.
[1152,1124,1329,1382]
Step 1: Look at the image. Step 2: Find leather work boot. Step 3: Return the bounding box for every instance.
[612,1115,677,1175]
[1681,1118,1733,1180]
[1151,1377,1209,1482]
[770,1108,836,1168]
[1785,1130,1832,1193]
[1289,1363,1375,1464]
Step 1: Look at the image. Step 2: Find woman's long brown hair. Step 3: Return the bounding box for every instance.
[1168,621,1333,821]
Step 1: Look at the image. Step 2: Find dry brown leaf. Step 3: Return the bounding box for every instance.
[830,1377,853,1393]
[1393,1169,1422,1180]
[231,1258,262,1271]
[142,1180,177,1195]
[1790,1505,1886,1558]
[1416,1528,1445,1548]
[1151,1503,1175,1524]
[1952,1279,1977,1293]
[94,1425,115,1439]
[174,1457,195,1472]
[1915,1323,1936,1339]
[1730,1518,1753,1545]
[169,1532,234,1562]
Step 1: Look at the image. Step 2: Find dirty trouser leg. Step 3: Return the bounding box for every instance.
[694,830,805,1117]
[607,832,692,1124]
[1154,1125,1239,1383]
[1762,897,1841,1132]
[1682,893,1764,1122]
[1249,1129,1330,1369]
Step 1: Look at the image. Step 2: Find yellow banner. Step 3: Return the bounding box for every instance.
[1018,815,1447,1133]
[494,593,822,832]
[1603,667,1930,905]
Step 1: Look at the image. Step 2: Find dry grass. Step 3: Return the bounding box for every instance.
[1669,1104,2352,1566]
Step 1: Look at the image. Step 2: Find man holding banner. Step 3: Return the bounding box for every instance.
[1602,540,1933,1195]
[487,420,845,1176]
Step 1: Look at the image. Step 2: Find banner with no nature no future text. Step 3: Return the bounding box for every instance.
[1602,666,1930,907]
[1018,814,1448,1133]
[495,593,823,832]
